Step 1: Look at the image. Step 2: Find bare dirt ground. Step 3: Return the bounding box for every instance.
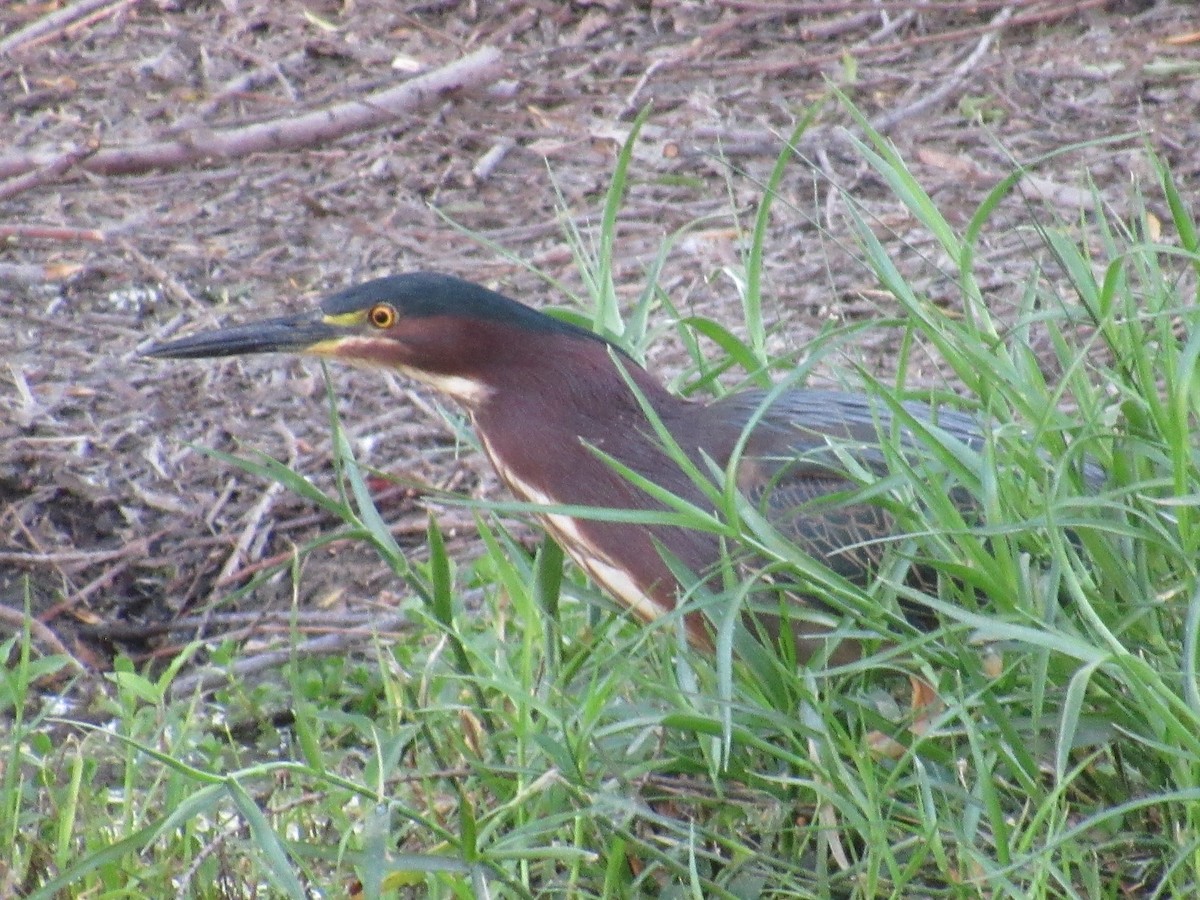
[2,0,1197,677]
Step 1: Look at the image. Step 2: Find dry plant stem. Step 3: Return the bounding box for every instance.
[212,548,301,587]
[0,603,86,671]
[190,50,308,121]
[0,0,140,56]
[0,46,504,180]
[6,306,132,338]
[118,239,203,307]
[682,2,1010,158]
[37,549,146,624]
[0,262,58,284]
[803,11,887,42]
[871,4,1015,134]
[176,828,234,900]
[206,508,478,587]
[472,137,516,181]
[0,141,100,201]
[864,9,917,44]
[23,533,158,625]
[167,611,414,698]
[620,58,666,117]
[0,544,142,566]
[0,224,106,242]
[210,422,292,587]
[723,0,1107,76]
[82,609,401,640]
[714,0,1082,18]
[212,480,285,595]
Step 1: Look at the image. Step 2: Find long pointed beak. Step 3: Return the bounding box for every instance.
[141,310,342,359]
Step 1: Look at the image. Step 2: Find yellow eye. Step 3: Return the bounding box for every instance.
[368,303,397,329]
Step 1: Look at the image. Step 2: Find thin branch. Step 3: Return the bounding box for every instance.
[714,0,1108,77]
[166,611,416,698]
[82,608,405,640]
[0,603,87,671]
[0,0,141,56]
[0,542,147,566]
[191,50,307,121]
[0,46,504,180]
[870,4,1015,134]
[0,262,66,285]
[0,140,100,201]
[0,224,106,243]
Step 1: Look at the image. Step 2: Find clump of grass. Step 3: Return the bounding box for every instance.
[5,97,1199,897]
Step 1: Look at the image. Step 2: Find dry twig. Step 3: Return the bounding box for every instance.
[871,4,1015,134]
[166,610,416,698]
[0,0,141,56]
[0,603,87,671]
[191,50,308,121]
[0,141,100,202]
[0,224,106,243]
[716,0,1108,77]
[0,262,62,285]
[0,46,504,180]
[82,608,401,640]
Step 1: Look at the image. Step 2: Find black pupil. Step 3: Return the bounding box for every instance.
[373,307,389,325]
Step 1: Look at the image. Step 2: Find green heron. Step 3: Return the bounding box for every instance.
[144,273,991,663]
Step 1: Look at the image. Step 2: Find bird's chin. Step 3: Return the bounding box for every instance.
[406,369,493,406]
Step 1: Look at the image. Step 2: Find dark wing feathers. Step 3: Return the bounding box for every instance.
[684,388,1099,650]
[713,389,984,584]
[745,476,895,579]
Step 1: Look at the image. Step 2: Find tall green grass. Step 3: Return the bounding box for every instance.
[5,99,1199,897]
